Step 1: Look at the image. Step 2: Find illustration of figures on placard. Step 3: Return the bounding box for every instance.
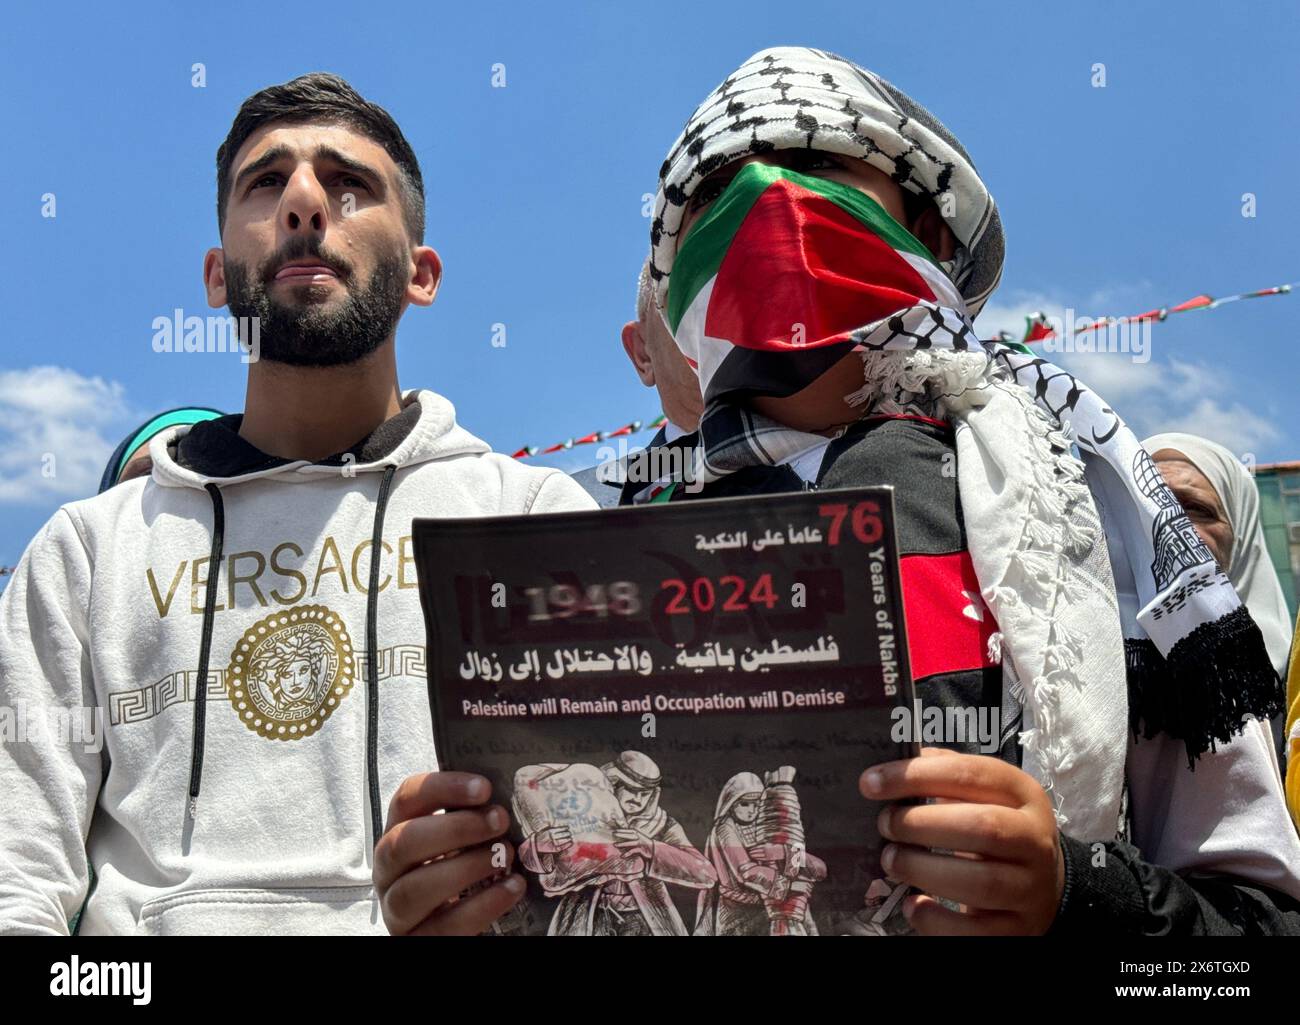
[695,766,827,936]
[513,752,717,936]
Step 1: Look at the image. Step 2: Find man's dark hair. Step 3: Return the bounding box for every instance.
[216,73,425,243]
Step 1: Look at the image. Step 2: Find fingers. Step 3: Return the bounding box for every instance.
[881,843,1033,912]
[385,772,491,831]
[902,893,1024,937]
[407,874,528,936]
[863,752,1062,933]
[374,804,509,894]
[860,749,1039,808]
[383,841,516,935]
[878,802,1044,862]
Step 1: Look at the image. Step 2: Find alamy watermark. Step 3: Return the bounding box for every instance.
[594,436,704,495]
[151,308,259,364]
[0,701,103,754]
[50,956,150,1005]
[1035,307,1151,364]
[890,698,999,754]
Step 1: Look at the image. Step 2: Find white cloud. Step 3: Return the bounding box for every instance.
[0,366,132,504]
[1134,383,1279,456]
[974,289,1279,455]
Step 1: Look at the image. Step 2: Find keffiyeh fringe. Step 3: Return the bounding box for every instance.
[990,344,1280,768]
[850,345,1284,815]
[853,348,1114,831]
[1126,613,1283,768]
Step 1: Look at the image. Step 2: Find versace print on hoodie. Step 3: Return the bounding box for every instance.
[0,389,597,935]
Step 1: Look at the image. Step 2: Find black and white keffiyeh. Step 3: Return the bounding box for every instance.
[649,47,1281,840]
[650,47,1004,320]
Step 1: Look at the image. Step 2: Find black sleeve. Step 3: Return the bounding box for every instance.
[1048,833,1300,935]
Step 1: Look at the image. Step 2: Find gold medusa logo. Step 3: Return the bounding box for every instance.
[225,605,355,740]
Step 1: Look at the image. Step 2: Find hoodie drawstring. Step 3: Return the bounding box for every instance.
[186,468,396,847]
[366,465,398,847]
[188,482,225,821]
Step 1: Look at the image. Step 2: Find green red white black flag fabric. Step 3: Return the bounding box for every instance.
[666,161,974,406]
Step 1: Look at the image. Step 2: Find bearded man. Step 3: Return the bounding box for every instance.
[0,73,595,936]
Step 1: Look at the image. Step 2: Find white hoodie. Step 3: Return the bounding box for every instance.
[0,389,596,935]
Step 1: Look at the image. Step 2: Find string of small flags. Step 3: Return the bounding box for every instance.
[1013,280,1295,344]
[512,414,667,459]
[512,279,1295,459]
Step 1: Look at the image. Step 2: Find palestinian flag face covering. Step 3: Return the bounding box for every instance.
[666,160,977,406]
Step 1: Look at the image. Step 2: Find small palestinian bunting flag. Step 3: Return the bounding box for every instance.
[1168,294,1214,314]
[665,161,970,405]
[1022,312,1055,343]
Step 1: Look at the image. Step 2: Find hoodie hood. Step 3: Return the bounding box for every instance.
[149,389,491,489]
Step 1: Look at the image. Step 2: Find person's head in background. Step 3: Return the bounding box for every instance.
[1143,432,1293,678]
[1145,435,1246,573]
[620,258,703,433]
[98,407,225,493]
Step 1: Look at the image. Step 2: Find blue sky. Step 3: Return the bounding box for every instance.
[2,0,1298,574]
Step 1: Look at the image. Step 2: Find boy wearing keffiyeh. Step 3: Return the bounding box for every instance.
[637,46,1300,934]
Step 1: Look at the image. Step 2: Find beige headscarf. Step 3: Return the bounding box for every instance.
[1142,433,1293,678]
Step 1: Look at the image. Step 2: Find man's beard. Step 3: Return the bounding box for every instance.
[225,238,408,367]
